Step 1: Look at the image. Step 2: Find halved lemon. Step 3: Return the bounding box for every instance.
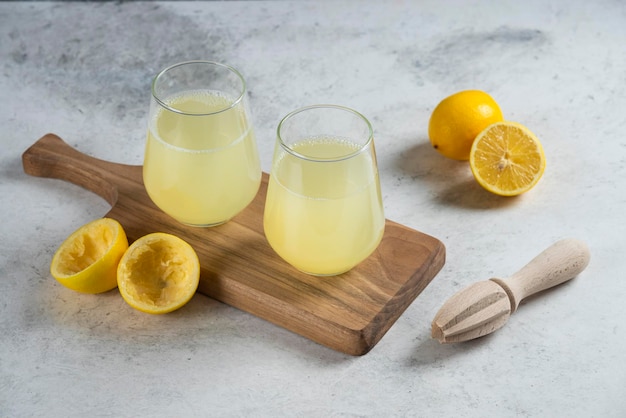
[117,232,200,314]
[50,218,129,294]
[469,121,546,196]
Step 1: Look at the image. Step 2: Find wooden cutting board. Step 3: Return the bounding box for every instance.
[22,134,445,355]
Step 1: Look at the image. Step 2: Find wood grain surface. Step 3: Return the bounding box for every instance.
[22,133,445,355]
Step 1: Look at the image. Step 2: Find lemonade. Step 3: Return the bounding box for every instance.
[264,137,385,275]
[143,89,261,226]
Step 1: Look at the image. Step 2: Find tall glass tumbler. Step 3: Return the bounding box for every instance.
[263,105,385,276]
[143,61,261,227]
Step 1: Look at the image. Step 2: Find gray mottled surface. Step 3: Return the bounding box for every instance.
[1,1,625,417]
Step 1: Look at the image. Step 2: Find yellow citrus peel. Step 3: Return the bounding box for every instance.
[429,90,504,160]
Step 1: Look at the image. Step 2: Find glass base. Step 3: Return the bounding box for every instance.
[295,267,354,277]
[180,219,230,228]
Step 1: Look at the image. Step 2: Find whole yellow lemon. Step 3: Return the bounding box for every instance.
[428,90,504,160]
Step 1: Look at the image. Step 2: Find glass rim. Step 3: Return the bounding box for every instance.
[276,104,374,163]
[151,60,246,116]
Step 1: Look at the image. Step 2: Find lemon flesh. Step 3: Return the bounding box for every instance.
[117,232,200,314]
[470,121,546,196]
[50,218,128,294]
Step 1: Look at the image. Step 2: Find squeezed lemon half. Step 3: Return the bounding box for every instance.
[116,232,200,314]
[50,218,129,294]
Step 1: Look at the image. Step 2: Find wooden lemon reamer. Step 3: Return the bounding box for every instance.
[431,238,590,343]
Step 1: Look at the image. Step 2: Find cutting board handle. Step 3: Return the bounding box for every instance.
[22,133,129,206]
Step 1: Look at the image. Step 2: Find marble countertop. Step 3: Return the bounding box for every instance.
[2,1,625,416]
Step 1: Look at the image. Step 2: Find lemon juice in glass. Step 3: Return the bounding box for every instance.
[143,61,261,227]
[264,105,385,276]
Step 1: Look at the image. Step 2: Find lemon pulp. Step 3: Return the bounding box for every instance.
[470,121,546,196]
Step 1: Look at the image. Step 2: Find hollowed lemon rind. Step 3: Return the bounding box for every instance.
[50,218,128,294]
[117,232,200,315]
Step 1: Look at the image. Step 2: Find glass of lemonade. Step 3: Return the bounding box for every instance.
[143,61,261,227]
[263,105,385,276]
